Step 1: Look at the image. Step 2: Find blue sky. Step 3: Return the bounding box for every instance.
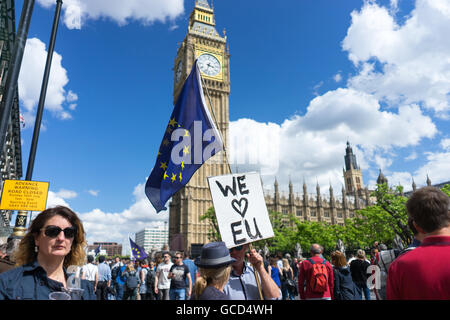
[13,0,450,251]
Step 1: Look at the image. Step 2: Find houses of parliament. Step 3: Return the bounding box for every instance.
[167,0,442,254]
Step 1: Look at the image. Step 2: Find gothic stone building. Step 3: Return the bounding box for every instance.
[264,142,372,228]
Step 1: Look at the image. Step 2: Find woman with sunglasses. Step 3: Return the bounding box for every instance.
[0,206,96,300]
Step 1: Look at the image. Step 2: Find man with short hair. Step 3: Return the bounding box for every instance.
[298,244,334,300]
[81,255,98,293]
[97,256,112,300]
[155,251,173,300]
[168,252,191,300]
[387,186,450,300]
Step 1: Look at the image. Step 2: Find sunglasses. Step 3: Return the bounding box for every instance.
[229,245,244,253]
[176,256,182,259]
[42,225,77,239]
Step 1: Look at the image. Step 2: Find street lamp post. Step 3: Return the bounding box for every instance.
[10,0,64,241]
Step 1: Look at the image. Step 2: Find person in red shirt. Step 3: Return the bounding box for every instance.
[298,243,334,300]
[387,186,450,300]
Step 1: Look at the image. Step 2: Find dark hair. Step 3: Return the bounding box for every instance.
[14,206,86,267]
[87,255,94,263]
[406,187,450,233]
[98,256,106,263]
[407,217,418,235]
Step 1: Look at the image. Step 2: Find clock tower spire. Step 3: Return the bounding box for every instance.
[169,0,231,253]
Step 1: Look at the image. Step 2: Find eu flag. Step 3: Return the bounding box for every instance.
[94,244,101,256]
[129,238,148,260]
[145,60,224,212]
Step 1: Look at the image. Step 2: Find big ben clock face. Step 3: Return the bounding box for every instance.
[198,53,221,77]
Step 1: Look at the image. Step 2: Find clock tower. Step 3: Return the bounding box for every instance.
[169,0,231,253]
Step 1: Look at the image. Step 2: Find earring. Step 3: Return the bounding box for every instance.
[34,246,38,253]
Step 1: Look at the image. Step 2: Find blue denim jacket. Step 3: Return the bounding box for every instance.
[0,260,96,300]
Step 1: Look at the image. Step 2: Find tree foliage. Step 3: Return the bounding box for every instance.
[345,183,411,248]
[199,207,221,242]
[442,184,450,197]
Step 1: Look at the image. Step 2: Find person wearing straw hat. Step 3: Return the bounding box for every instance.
[191,242,235,300]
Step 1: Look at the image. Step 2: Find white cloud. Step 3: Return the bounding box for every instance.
[342,0,450,118]
[79,181,169,246]
[333,72,343,83]
[66,90,78,103]
[87,190,99,197]
[37,0,185,30]
[54,189,78,199]
[46,191,71,208]
[229,87,437,193]
[19,38,76,121]
[441,138,450,151]
[405,151,418,161]
[44,180,169,249]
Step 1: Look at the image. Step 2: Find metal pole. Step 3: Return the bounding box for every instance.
[11,0,63,239]
[26,0,63,180]
[0,0,35,158]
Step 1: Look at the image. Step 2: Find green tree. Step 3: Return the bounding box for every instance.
[345,183,411,248]
[200,207,221,242]
[442,184,450,197]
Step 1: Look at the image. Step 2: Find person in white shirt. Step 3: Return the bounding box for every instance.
[154,252,174,300]
[81,255,98,293]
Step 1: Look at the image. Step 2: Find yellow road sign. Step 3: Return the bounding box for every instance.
[0,180,49,212]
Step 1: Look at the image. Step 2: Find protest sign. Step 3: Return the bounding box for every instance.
[207,172,274,248]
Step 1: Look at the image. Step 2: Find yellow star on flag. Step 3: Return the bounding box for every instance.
[171,173,177,183]
[184,130,190,137]
[162,138,169,146]
[163,171,169,180]
[181,161,185,170]
[183,145,190,155]
[179,172,183,182]
[160,162,168,170]
[169,118,177,127]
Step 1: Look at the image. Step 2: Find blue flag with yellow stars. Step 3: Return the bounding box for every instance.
[94,244,101,256]
[129,238,148,261]
[145,60,224,212]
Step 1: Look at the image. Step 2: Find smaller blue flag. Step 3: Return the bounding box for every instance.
[94,244,101,256]
[129,238,148,261]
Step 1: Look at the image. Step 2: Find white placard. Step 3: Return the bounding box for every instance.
[207,172,274,248]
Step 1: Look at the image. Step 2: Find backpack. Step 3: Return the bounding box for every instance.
[146,269,156,288]
[125,271,139,289]
[111,266,120,281]
[307,258,328,293]
[376,249,400,274]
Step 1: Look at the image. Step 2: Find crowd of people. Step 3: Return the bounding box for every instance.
[0,186,448,300]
